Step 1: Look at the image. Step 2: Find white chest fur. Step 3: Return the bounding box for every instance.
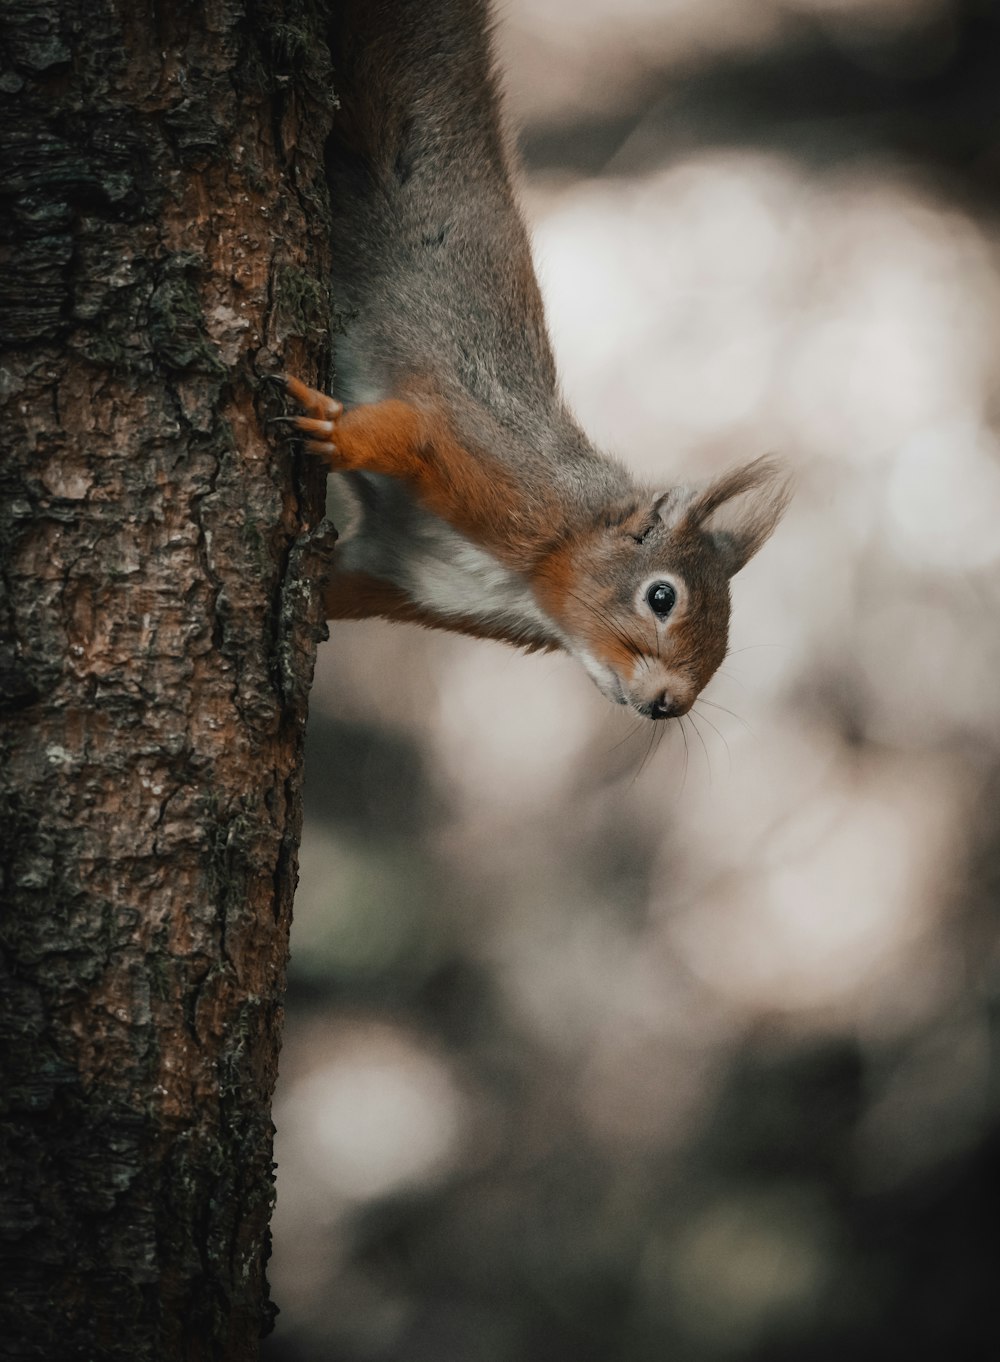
[338,475,557,640]
[408,519,553,633]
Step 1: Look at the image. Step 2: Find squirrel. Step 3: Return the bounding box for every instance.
[282,0,790,721]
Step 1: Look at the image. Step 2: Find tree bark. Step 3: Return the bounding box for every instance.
[0,1,337,1356]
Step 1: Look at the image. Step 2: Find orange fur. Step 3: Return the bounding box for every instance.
[288,379,555,571]
[284,374,342,419]
[532,534,639,676]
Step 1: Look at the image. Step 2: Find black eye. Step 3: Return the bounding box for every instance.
[646,581,677,618]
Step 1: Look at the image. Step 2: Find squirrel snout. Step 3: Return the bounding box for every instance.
[649,692,686,721]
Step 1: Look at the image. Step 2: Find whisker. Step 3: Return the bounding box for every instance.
[646,607,659,661]
[653,721,667,771]
[726,643,782,657]
[692,706,734,775]
[562,585,642,661]
[677,715,689,791]
[631,719,658,784]
[686,712,712,782]
[609,715,645,754]
[692,713,730,779]
[697,696,753,734]
[692,705,727,746]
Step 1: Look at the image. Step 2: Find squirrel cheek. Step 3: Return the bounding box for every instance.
[574,649,629,706]
[605,639,643,679]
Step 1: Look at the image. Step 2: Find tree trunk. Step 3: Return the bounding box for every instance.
[0,2,337,1356]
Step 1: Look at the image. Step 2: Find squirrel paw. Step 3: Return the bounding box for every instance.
[282,373,344,464]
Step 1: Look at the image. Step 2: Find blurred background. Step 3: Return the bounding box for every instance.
[264,1,1000,1357]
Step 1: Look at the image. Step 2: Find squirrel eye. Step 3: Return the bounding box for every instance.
[646,581,677,618]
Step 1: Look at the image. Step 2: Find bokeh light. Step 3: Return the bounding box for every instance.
[265,2,1000,1357]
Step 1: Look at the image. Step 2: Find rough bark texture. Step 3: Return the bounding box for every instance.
[0,1,338,1356]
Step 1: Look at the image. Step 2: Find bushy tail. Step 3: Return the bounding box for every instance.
[323,0,556,417]
[326,0,508,202]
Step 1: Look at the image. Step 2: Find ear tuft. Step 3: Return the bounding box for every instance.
[684,455,792,576]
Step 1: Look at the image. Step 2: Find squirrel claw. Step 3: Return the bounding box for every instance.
[294,416,338,437]
[304,438,339,459]
[278,373,345,467]
[284,373,344,421]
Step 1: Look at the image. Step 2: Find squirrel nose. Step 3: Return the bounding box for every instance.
[650,693,682,720]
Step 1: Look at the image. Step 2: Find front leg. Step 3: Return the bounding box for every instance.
[283,374,551,572]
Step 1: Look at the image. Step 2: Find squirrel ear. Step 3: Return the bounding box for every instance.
[649,488,686,523]
[683,456,792,576]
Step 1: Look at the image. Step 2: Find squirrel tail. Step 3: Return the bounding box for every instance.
[323,0,556,415]
[322,0,512,220]
[325,0,509,194]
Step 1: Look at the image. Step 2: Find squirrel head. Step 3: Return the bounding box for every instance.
[533,456,791,719]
